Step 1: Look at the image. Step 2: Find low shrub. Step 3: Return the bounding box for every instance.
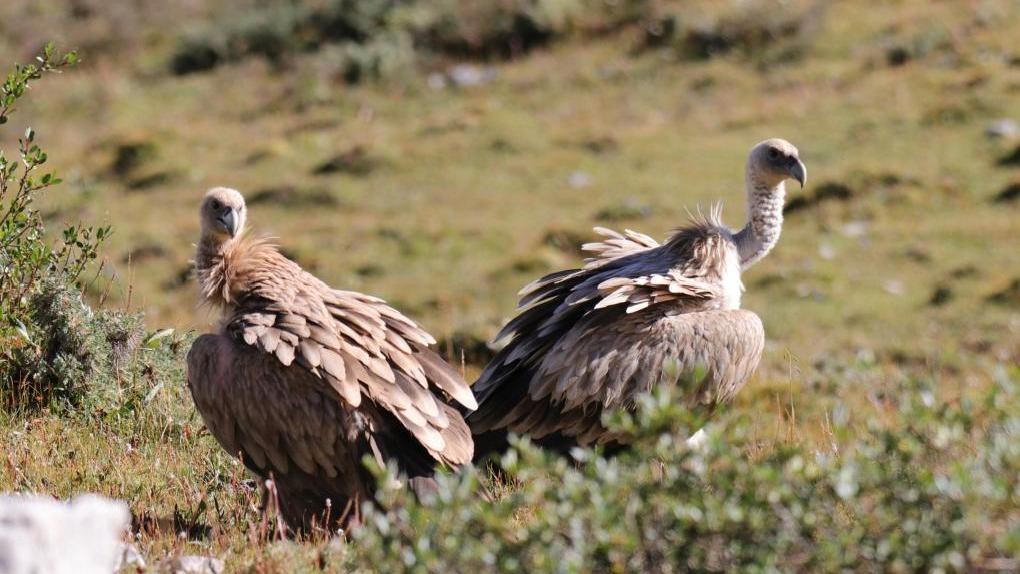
[346,376,1018,572]
[1,46,85,324]
[397,0,586,59]
[0,45,153,414]
[332,31,417,85]
[2,279,153,412]
[168,0,626,79]
[640,0,826,65]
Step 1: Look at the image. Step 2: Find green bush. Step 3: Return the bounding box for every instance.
[167,0,832,80]
[397,0,586,59]
[1,45,85,325]
[3,278,154,412]
[319,31,417,85]
[641,0,826,65]
[169,0,620,79]
[170,0,402,76]
[0,45,144,413]
[344,375,1018,572]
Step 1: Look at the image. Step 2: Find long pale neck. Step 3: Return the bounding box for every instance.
[194,234,237,307]
[733,172,785,270]
[195,235,231,272]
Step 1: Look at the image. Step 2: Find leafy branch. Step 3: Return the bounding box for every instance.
[0,43,78,126]
[0,44,106,335]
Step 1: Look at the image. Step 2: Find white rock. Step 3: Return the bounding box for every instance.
[161,555,225,574]
[883,279,905,296]
[567,171,591,189]
[426,72,447,91]
[114,543,147,570]
[986,118,1018,139]
[0,494,130,574]
[817,242,836,260]
[447,64,497,87]
[839,221,869,238]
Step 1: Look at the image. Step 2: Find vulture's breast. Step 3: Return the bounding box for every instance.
[717,240,744,310]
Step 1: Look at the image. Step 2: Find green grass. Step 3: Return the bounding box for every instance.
[0,0,1018,570]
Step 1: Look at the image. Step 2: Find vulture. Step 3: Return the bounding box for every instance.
[468,138,806,457]
[186,187,476,532]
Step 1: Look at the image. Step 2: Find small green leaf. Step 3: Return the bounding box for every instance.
[14,318,32,343]
[144,327,175,349]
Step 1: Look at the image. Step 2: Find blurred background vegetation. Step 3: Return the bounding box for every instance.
[0,0,1017,570]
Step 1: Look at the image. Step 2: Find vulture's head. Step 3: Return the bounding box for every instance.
[748,138,807,189]
[200,187,247,242]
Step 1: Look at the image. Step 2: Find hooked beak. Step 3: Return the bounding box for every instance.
[216,208,239,237]
[787,158,807,188]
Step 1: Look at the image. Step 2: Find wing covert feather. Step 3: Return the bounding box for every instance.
[470,220,756,446]
[217,244,473,466]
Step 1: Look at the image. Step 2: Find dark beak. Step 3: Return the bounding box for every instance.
[788,158,807,188]
[216,209,238,237]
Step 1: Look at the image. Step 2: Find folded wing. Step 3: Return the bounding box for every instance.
[217,246,474,467]
[469,219,760,447]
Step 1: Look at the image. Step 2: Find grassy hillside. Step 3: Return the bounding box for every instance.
[0,0,1017,571]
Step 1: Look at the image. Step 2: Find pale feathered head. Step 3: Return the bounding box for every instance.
[747,138,807,189]
[200,187,247,241]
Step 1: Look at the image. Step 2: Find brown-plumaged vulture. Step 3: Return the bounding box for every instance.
[468,138,806,457]
[187,187,476,531]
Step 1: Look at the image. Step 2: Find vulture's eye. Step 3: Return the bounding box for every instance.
[210,199,222,210]
[767,147,781,160]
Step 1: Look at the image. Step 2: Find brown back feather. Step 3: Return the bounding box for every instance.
[470,218,758,449]
[198,235,474,467]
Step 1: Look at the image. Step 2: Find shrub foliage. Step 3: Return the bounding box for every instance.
[169,0,829,81]
[0,46,147,412]
[1,45,83,323]
[347,378,1018,573]
[171,0,643,80]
